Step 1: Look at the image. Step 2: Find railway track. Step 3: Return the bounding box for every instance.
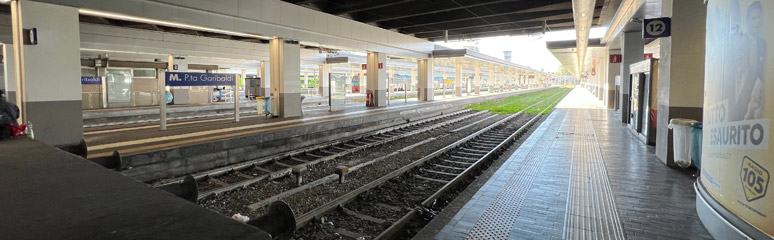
[292,92,565,240]
[152,109,487,201]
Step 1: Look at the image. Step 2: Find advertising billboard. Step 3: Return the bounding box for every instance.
[702,0,772,235]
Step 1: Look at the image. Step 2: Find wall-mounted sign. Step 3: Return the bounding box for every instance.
[378,63,383,69]
[81,76,101,85]
[361,64,367,70]
[642,17,671,38]
[644,53,654,60]
[610,54,622,63]
[165,72,237,86]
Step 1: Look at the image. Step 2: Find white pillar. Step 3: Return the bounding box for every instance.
[474,62,481,95]
[418,59,434,101]
[260,61,270,97]
[11,1,83,146]
[455,57,462,97]
[366,52,387,107]
[269,38,302,118]
[319,64,330,97]
[2,44,17,105]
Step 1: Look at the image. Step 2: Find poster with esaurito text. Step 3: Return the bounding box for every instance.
[703,0,772,235]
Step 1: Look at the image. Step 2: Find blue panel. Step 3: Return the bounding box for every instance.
[81,76,102,85]
[165,72,237,86]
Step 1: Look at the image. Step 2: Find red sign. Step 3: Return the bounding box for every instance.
[378,63,383,69]
[361,64,367,70]
[609,54,622,63]
[644,53,653,60]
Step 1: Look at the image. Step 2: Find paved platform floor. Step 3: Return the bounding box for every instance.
[432,88,712,240]
[0,138,270,240]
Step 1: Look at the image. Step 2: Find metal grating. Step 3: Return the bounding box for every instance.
[563,109,626,239]
[465,111,567,239]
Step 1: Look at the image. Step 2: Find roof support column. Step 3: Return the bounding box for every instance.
[655,0,706,166]
[488,65,494,93]
[417,58,434,101]
[260,61,271,97]
[455,58,462,97]
[2,44,17,105]
[318,64,330,98]
[606,49,621,109]
[366,52,387,107]
[10,1,83,146]
[619,31,644,123]
[269,38,302,118]
[498,66,507,92]
[474,62,481,95]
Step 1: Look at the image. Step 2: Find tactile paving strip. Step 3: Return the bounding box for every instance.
[465,111,567,240]
[563,109,626,239]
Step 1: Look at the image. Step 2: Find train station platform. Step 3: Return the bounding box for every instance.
[0,138,270,240]
[425,88,713,239]
[88,88,547,182]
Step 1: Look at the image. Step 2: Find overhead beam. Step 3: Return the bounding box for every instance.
[362,0,520,23]
[416,18,581,39]
[398,11,578,35]
[385,0,570,29]
[332,0,415,16]
[426,26,576,42]
[406,17,575,36]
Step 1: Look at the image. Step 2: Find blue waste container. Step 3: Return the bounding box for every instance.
[691,122,702,169]
[263,96,271,117]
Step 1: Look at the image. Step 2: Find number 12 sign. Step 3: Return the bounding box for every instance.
[642,17,671,39]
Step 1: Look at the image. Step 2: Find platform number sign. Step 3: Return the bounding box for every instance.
[740,156,769,202]
[642,17,671,39]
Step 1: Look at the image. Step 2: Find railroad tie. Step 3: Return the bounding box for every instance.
[413,174,450,184]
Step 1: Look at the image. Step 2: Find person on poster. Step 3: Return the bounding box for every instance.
[721,0,745,121]
[741,1,766,120]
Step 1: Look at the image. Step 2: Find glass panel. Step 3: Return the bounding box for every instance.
[106,69,133,107]
[132,69,156,78]
[330,73,347,111]
[81,68,97,76]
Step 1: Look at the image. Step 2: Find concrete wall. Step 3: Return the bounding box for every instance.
[33,0,434,58]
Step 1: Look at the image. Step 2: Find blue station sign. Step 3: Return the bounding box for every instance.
[81,76,102,85]
[165,72,237,86]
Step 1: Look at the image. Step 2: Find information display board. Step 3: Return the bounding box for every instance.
[703,0,772,235]
[329,73,347,112]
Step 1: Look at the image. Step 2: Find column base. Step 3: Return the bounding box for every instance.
[26,100,84,146]
[278,92,302,117]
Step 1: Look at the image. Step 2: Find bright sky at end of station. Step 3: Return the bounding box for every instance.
[434,27,607,73]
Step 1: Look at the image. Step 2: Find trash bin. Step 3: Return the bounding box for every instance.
[263,96,272,117]
[256,97,265,117]
[669,118,698,168]
[691,122,703,169]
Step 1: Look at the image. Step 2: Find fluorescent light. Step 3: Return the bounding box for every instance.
[78,8,272,40]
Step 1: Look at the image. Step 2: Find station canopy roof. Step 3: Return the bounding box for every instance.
[283,0,604,41]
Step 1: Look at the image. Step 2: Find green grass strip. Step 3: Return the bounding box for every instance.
[467,86,573,115]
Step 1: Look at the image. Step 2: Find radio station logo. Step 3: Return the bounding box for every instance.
[740,156,769,202]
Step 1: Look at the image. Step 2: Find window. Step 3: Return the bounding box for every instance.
[132,69,156,78]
